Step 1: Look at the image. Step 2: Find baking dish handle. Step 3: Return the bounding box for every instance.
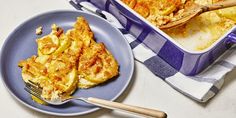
[227,32,236,44]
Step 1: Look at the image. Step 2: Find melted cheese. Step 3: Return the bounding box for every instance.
[164,0,236,51]
[18,17,119,103]
[123,0,236,51]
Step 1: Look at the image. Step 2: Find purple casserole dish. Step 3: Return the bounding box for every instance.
[110,0,236,76]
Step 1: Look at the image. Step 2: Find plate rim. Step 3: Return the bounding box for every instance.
[0,10,134,116]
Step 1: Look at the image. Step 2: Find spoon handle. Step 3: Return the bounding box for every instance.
[204,0,236,12]
[85,97,167,118]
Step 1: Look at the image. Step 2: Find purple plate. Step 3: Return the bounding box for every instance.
[0,10,134,116]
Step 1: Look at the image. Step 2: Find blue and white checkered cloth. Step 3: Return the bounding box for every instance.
[70,0,236,102]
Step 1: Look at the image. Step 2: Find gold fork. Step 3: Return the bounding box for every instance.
[24,81,167,118]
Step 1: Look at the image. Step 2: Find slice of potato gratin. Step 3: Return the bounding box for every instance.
[18,17,119,103]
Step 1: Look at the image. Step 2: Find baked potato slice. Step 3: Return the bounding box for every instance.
[78,42,119,85]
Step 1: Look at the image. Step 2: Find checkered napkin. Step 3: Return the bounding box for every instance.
[69,0,236,102]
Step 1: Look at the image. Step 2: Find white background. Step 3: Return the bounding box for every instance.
[0,0,236,117]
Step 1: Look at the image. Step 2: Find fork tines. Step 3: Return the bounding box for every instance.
[24,80,43,99]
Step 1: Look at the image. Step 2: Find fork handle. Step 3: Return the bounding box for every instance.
[85,97,167,118]
[204,0,236,12]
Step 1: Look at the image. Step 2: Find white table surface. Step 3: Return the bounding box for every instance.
[1,0,236,118]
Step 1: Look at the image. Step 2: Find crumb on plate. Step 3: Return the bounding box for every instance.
[36,26,43,35]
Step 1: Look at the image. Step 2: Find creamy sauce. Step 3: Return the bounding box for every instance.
[164,0,236,51]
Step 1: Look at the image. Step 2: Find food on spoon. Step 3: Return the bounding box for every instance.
[18,17,119,103]
[164,0,236,51]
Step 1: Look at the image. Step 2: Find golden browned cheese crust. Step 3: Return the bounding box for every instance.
[122,0,185,26]
[18,17,119,102]
[78,42,119,88]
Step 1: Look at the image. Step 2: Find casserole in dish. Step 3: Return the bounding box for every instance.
[111,0,236,75]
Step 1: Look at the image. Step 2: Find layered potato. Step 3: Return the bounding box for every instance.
[122,0,236,51]
[78,42,119,88]
[122,0,187,26]
[18,17,119,103]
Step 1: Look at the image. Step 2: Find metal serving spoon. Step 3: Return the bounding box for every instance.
[159,0,236,29]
